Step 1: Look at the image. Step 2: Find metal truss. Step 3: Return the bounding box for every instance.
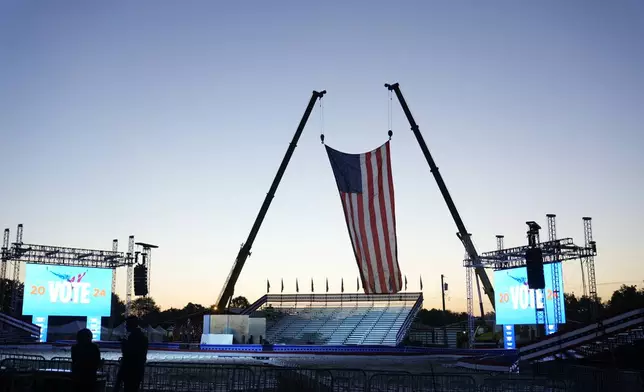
[463,215,598,330]
[548,214,563,326]
[10,225,23,314]
[1,229,9,280]
[496,235,504,251]
[470,237,596,270]
[0,225,147,317]
[135,242,158,298]
[5,243,127,269]
[583,217,599,319]
[111,239,118,295]
[126,236,134,316]
[465,251,475,349]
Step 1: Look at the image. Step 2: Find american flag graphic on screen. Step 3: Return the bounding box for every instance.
[325,141,403,294]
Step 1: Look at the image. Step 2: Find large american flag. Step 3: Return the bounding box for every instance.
[325,141,403,294]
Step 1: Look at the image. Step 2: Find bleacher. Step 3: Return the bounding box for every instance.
[245,292,422,346]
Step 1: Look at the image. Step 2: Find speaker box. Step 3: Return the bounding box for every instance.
[525,247,545,289]
[134,264,148,296]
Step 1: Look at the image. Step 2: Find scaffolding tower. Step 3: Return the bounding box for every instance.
[465,251,475,348]
[0,225,154,316]
[548,214,563,327]
[526,221,548,330]
[583,217,599,319]
[464,215,597,331]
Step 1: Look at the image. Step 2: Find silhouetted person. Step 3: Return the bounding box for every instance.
[116,316,148,392]
[71,328,101,392]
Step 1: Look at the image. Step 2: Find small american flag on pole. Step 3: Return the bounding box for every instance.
[325,141,403,294]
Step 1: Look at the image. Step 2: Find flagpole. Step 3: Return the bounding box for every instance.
[280,278,284,309]
[325,277,328,307]
[341,278,344,309]
[295,278,299,310]
[356,277,359,306]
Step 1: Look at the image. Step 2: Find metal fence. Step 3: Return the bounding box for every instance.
[0,354,642,391]
[532,361,644,392]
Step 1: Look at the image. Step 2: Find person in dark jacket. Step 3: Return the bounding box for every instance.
[71,328,101,392]
[115,315,149,392]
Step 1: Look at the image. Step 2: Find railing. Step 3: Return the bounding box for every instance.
[395,292,423,345]
[0,312,40,337]
[241,295,267,315]
[576,327,644,358]
[1,355,642,392]
[532,361,644,392]
[520,308,644,361]
[262,292,421,305]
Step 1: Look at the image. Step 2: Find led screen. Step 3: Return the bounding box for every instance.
[22,264,112,317]
[494,262,566,325]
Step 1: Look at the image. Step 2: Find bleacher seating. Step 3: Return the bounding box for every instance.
[248,292,422,346]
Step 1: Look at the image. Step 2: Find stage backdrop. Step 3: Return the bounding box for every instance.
[22,264,112,317]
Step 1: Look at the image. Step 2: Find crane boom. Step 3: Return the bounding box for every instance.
[215,90,326,312]
[385,83,495,310]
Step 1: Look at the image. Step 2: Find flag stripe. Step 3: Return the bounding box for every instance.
[366,150,388,293]
[384,142,402,290]
[325,141,402,294]
[362,152,380,292]
[376,147,395,292]
[356,191,377,293]
[347,192,371,293]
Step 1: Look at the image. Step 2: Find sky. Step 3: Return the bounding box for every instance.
[1,1,643,312]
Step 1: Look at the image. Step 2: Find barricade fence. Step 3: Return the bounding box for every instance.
[532,361,644,392]
[0,356,642,391]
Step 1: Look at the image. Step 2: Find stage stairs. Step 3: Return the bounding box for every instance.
[575,326,644,359]
[520,308,644,361]
[0,313,40,344]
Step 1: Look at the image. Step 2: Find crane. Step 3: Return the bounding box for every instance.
[214,90,326,312]
[385,82,495,311]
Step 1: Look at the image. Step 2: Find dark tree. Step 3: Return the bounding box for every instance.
[606,285,644,316]
[110,293,126,325]
[0,279,23,315]
[130,297,161,323]
[230,296,250,309]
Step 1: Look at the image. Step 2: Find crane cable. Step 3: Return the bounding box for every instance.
[388,89,393,140]
[319,94,325,145]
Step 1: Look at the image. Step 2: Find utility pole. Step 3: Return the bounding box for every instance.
[441,274,448,346]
